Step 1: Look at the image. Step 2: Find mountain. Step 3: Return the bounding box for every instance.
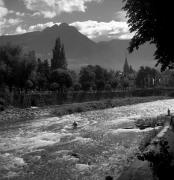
[0,23,156,70]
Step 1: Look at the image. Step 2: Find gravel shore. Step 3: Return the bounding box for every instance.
[0,96,169,127]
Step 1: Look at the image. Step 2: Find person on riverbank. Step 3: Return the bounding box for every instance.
[168,109,171,116]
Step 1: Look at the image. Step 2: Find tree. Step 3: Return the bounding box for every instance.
[105,84,112,91]
[79,65,96,91]
[129,65,134,74]
[135,67,146,88]
[142,139,173,180]
[51,38,67,70]
[50,82,59,91]
[37,58,42,73]
[110,79,118,90]
[36,73,48,90]
[25,80,34,91]
[0,43,22,90]
[121,77,129,90]
[43,60,50,76]
[69,70,78,85]
[0,61,6,86]
[167,71,174,87]
[50,69,73,92]
[0,44,36,91]
[95,80,105,91]
[73,83,81,91]
[36,59,50,90]
[94,65,108,91]
[14,51,36,91]
[123,0,174,71]
[79,65,118,91]
[135,66,160,88]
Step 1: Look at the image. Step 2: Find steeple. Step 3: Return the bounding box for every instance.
[123,57,130,75]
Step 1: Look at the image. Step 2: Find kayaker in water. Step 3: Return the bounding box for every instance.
[73,121,78,129]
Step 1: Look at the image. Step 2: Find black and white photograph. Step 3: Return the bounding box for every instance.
[0,0,174,179]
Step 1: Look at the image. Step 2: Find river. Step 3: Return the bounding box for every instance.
[0,99,174,179]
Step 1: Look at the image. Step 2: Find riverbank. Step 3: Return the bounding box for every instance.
[117,117,174,180]
[0,96,169,127]
[9,88,173,108]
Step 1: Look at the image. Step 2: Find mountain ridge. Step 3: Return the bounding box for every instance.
[0,23,156,70]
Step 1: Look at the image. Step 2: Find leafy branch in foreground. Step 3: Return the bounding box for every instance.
[123,0,174,71]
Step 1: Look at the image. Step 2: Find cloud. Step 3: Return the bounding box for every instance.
[0,0,8,18]
[70,20,134,41]
[7,18,23,25]
[14,20,133,41]
[115,10,127,22]
[0,6,8,19]
[28,22,60,31]
[15,22,60,34]
[0,19,6,35]
[118,33,134,40]
[0,1,24,35]
[15,26,27,34]
[32,12,42,17]
[8,10,26,17]
[0,0,9,35]
[16,12,25,17]
[1,18,23,35]
[24,0,102,18]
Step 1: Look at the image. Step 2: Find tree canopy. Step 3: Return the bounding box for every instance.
[0,44,36,91]
[135,66,160,88]
[79,65,119,91]
[51,38,67,70]
[123,0,174,71]
[50,69,73,92]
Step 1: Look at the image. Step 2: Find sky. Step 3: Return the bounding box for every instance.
[0,0,133,41]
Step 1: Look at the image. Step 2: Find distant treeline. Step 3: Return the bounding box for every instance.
[0,38,124,94]
[1,37,174,109]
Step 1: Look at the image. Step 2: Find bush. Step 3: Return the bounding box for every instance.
[105,84,112,91]
[132,89,162,97]
[50,69,73,90]
[168,91,174,97]
[50,82,59,91]
[0,98,5,111]
[25,80,34,89]
[0,97,5,106]
[0,86,11,105]
[0,105,5,111]
[142,138,173,179]
[135,117,164,130]
[75,106,83,112]
[73,83,81,91]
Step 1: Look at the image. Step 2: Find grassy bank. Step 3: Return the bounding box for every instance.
[118,122,174,180]
[0,96,169,127]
